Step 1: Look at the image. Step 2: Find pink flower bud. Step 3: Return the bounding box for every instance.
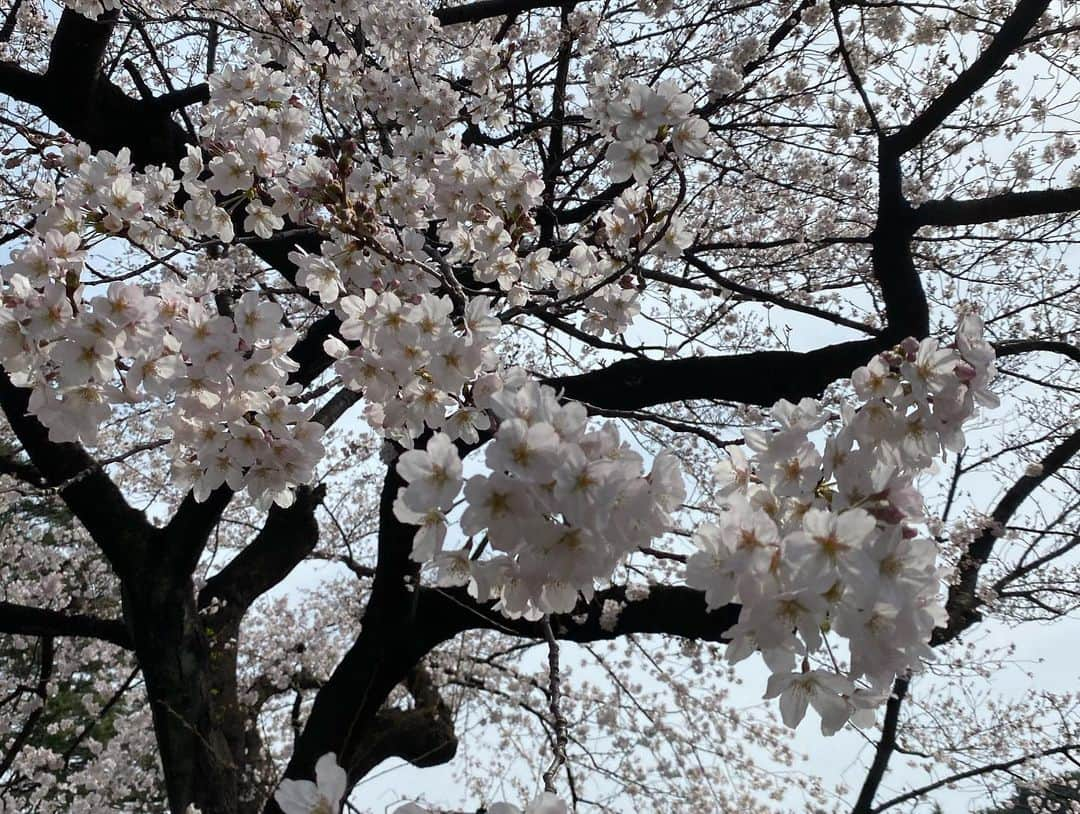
[954,361,976,382]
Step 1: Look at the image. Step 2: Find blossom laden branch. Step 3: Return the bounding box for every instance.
[885,0,1052,155]
[433,0,572,27]
[933,424,1080,645]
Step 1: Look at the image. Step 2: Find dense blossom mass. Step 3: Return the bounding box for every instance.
[0,0,1076,811]
[390,317,998,731]
[0,45,706,508]
[687,316,997,731]
[393,375,687,618]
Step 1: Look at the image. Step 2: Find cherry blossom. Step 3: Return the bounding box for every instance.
[0,0,1074,812]
[273,753,347,814]
[686,318,999,732]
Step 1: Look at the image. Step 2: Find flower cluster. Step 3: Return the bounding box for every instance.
[0,58,706,509]
[0,74,328,506]
[593,81,709,184]
[0,195,322,508]
[324,291,499,444]
[685,315,998,733]
[0,36,716,498]
[394,370,685,619]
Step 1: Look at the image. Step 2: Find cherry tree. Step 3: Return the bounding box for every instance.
[0,0,1077,812]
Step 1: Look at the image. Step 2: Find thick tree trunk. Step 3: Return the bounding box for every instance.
[123,583,241,814]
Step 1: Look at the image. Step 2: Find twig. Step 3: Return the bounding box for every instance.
[540,616,568,794]
[51,438,170,494]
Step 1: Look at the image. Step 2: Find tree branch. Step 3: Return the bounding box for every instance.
[0,601,131,648]
[915,186,1080,227]
[884,0,1051,155]
[0,0,23,44]
[159,487,234,581]
[548,338,883,411]
[198,484,325,613]
[851,677,909,814]
[0,449,45,486]
[933,426,1080,645]
[434,0,566,26]
[417,583,742,646]
[344,703,458,779]
[871,742,1080,813]
[683,254,882,335]
[268,462,426,811]
[343,663,459,779]
[0,60,47,105]
[0,371,152,579]
[995,339,1080,364]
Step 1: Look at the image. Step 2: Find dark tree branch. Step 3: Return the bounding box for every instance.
[0,450,45,486]
[160,487,235,581]
[417,583,742,646]
[122,58,154,101]
[0,0,24,44]
[0,601,131,648]
[311,388,360,427]
[871,742,1080,813]
[154,83,210,111]
[995,339,1080,364]
[0,371,152,579]
[548,338,883,411]
[916,186,1080,227]
[683,254,882,335]
[885,0,1051,155]
[287,313,342,388]
[555,178,634,225]
[537,3,573,246]
[267,462,427,811]
[434,0,566,26]
[872,147,927,338]
[743,0,818,77]
[45,8,116,88]
[863,0,1052,343]
[933,426,1080,646]
[345,704,458,779]
[38,10,195,167]
[851,677,909,814]
[344,663,459,779]
[0,60,50,114]
[830,0,880,135]
[198,484,325,612]
[992,533,1080,598]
